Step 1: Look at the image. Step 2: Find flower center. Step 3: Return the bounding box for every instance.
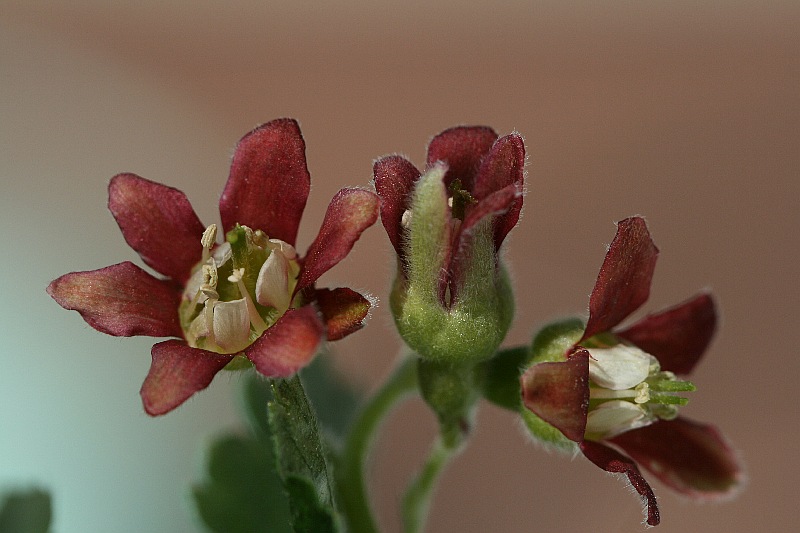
[583,343,696,440]
[179,224,301,355]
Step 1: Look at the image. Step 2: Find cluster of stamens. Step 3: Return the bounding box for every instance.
[179,223,300,355]
[583,342,696,440]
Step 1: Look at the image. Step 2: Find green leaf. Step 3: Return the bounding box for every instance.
[300,354,362,440]
[479,345,529,411]
[284,476,338,533]
[193,372,291,533]
[0,488,51,533]
[269,376,339,532]
[193,434,291,533]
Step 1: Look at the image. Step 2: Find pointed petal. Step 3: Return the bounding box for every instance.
[580,440,660,526]
[448,184,518,301]
[521,349,590,442]
[219,119,310,246]
[426,126,497,191]
[472,134,526,250]
[581,217,660,342]
[617,292,717,375]
[140,340,233,416]
[255,249,291,313]
[611,417,744,499]
[245,306,325,378]
[373,155,421,258]
[315,287,372,341]
[108,173,205,283]
[47,262,182,337]
[296,188,379,291]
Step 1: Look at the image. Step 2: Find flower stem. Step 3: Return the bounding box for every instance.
[401,436,456,533]
[337,356,419,533]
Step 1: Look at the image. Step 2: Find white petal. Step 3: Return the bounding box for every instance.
[588,345,652,390]
[585,400,653,439]
[268,238,297,260]
[212,298,251,353]
[255,250,291,313]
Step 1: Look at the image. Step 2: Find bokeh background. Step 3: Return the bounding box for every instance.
[2,1,797,532]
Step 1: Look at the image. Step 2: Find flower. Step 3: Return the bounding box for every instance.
[48,119,379,416]
[520,217,743,526]
[373,126,525,363]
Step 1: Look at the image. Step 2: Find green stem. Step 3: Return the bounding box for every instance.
[337,357,419,533]
[401,437,455,533]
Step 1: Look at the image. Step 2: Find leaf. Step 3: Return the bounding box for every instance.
[269,375,340,532]
[283,476,338,533]
[300,354,362,440]
[0,488,51,533]
[193,374,291,533]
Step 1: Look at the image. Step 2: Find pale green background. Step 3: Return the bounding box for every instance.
[2,2,797,532]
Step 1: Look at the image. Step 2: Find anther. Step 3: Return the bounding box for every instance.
[201,224,218,263]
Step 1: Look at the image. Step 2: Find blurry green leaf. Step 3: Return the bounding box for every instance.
[193,375,291,533]
[269,376,339,532]
[300,355,362,440]
[0,488,51,533]
[283,476,338,533]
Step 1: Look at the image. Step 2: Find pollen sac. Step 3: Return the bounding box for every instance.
[179,224,300,355]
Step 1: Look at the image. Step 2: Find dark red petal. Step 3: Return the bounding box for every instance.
[140,340,233,416]
[448,184,519,302]
[580,440,660,526]
[581,217,660,342]
[520,349,590,443]
[426,126,497,191]
[315,287,372,341]
[219,119,310,246]
[373,155,421,258]
[472,134,526,250]
[617,292,717,375]
[108,173,205,283]
[611,417,744,500]
[296,188,379,291]
[47,262,182,338]
[245,306,325,378]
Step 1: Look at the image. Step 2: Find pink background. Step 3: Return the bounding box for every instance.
[2,2,797,532]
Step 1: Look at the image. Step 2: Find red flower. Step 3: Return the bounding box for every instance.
[521,217,743,526]
[374,125,524,302]
[373,126,525,362]
[48,119,379,416]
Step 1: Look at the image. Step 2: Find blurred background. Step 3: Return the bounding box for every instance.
[2,1,797,531]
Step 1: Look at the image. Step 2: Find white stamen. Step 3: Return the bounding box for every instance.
[634,382,651,404]
[201,224,217,263]
[401,209,412,228]
[228,267,268,331]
